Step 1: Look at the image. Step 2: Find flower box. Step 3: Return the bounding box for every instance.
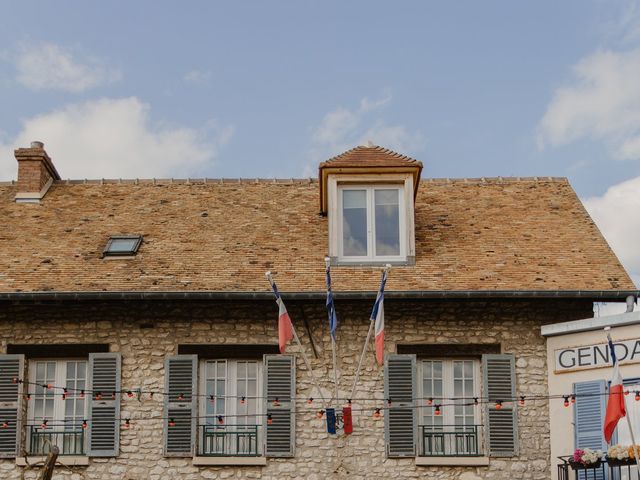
[569,459,602,470]
[606,457,637,467]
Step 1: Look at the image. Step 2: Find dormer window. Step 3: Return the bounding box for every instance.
[319,145,423,266]
[339,185,405,261]
[103,235,143,257]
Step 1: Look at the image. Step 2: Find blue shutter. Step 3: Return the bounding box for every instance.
[0,355,24,458]
[384,354,416,457]
[87,353,121,457]
[574,380,607,480]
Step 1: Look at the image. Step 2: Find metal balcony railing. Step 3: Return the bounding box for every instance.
[28,425,85,456]
[557,456,639,480]
[420,425,481,457]
[199,424,260,457]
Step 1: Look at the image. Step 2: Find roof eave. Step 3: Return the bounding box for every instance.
[0,289,637,303]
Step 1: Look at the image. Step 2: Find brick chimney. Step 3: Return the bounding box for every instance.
[14,141,61,203]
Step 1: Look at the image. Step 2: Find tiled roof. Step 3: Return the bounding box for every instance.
[318,145,423,169]
[0,176,634,293]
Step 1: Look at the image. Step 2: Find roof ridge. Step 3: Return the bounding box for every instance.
[0,176,570,186]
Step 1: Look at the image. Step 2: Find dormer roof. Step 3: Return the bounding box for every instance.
[318,145,423,214]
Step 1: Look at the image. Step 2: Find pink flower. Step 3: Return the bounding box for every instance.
[573,449,585,464]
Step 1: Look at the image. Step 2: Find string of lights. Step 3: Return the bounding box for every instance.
[4,379,639,430]
[12,378,640,405]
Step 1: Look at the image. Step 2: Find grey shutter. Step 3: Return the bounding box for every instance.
[264,354,295,457]
[384,354,416,457]
[88,352,121,457]
[0,354,24,458]
[163,355,197,457]
[574,380,607,480]
[483,354,517,457]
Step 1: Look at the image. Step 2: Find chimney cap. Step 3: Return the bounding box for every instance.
[30,141,44,149]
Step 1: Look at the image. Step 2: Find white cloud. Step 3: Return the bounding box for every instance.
[538,48,640,160]
[14,43,121,92]
[0,97,233,180]
[305,93,425,176]
[184,69,212,85]
[584,175,640,287]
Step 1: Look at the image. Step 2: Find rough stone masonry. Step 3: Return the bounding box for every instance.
[0,298,593,479]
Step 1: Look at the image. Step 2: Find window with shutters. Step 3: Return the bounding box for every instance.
[418,359,482,457]
[198,359,263,457]
[27,359,87,456]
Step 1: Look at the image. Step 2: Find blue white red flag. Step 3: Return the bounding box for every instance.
[372,270,388,366]
[326,264,338,341]
[604,337,626,443]
[268,277,294,354]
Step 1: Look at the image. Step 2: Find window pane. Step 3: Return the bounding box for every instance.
[342,190,367,256]
[107,238,139,252]
[374,189,400,256]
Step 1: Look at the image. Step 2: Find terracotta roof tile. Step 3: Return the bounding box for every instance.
[318,145,423,169]
[0,175,634,293]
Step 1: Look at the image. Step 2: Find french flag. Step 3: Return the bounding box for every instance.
[267,275,294,353]
[372,269,388,366]
[604,337,626,443]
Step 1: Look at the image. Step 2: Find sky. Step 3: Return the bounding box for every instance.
[0,1,639,288]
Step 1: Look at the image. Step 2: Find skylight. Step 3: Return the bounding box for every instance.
[103,235,143,257]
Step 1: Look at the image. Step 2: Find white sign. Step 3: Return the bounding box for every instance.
[554,338,640,372]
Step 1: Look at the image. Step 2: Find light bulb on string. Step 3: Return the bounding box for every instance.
[273,397,281,407]
[373,408,381,420]
[217,416,224,425]
[387,399,392,407]
[123,419,130,429]
[127,391,134,398]
[316,410,324,419]
[635,391,640,402]
[519,396,525,406]
[571,394,576,404]
[427,397,433,406]
[307,398,313,405]
[80,390,85,399]
[267,414,273,425]
[240,396,246,405]
[40,419,48,429]
[62,388,68,400]
[2,421,8,429]
[495,400,503,410]
[168,418,176,427]
[434,405,441,416]
[82,420,87,429]
[95,392,102,401]
[473,397,478,406]
[563,396,570,407]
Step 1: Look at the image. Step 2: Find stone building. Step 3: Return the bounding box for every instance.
[0,142,637,480]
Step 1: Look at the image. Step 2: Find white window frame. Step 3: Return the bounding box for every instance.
[27,358,88,455]
[328,173,415,264]
[198,359,264,455]
[418,358,483,455]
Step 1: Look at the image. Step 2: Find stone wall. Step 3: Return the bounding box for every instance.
[0,298,593,480]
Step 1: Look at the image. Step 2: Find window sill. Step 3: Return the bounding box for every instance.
[192,456,266,466]
[331,256,415,267]
[415,456,490,467]
[16,455,89,467]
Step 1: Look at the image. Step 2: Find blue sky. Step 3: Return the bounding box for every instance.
[0,1,639,287]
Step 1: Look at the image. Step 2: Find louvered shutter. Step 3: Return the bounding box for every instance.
[163,355,197,456]
[0,354,24,458]
[574,380,607,480]
[483,354,517,457]
[87,352,121,457]
[264,354,295,457]
[384,354,416,457]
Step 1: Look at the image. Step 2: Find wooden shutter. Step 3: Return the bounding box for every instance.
[264,354,295,457]
[0,354,24,458]
[87,352,121,457]
[574,380,607,480]
[483,354,517,457]
[163,355,197,457]
[384,354,416,457]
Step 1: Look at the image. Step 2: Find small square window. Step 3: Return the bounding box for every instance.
[103,235,142,257]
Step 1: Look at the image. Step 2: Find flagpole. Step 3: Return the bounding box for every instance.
[326,257,340,403]
[266,271,327,405]
[606,327,640,467]
[349,264,390,401]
